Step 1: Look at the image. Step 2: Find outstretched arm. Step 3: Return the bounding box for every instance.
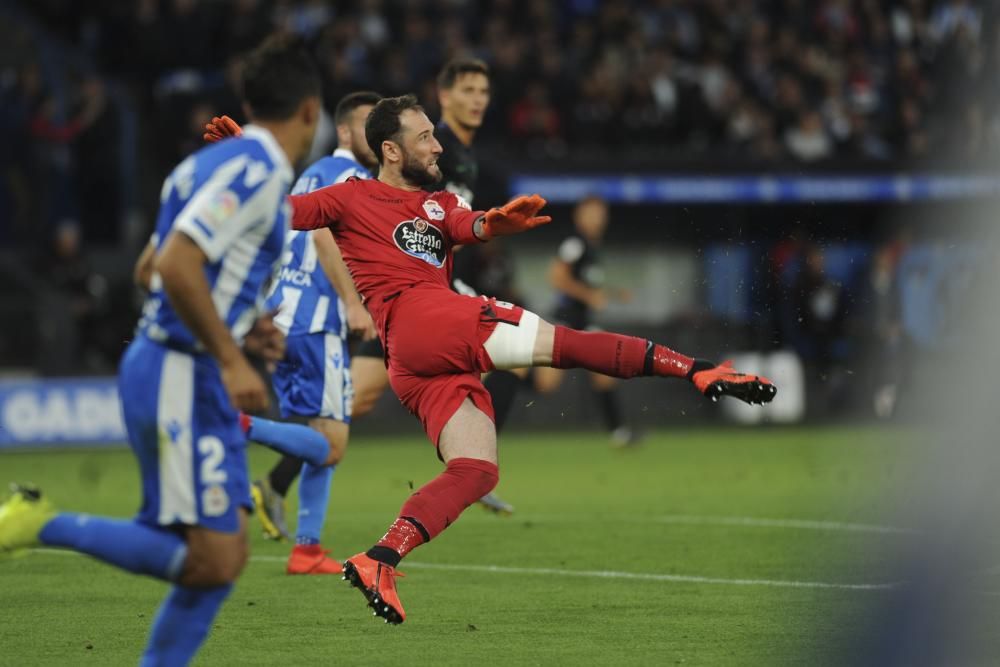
[313,229,376,340]
[287,187,350,231]
[548,257,607,311]
[203,116,346,230]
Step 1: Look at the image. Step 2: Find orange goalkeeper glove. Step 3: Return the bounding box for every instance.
[203,115,242,143]
[480,194,551,239]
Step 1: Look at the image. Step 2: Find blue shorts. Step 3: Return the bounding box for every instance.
[272,332,353,422]
[119,336,251,533]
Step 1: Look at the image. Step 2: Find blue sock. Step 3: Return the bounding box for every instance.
[40,514,187,581]
[247,417,330,467]
[296,462,334,545]
[141,584,232,667]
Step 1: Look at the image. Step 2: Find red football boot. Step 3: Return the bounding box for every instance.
[692,360,777,405]
[342,552,406,624]
[286,544,344,575]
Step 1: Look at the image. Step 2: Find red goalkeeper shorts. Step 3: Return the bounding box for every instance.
[384,286,525,446]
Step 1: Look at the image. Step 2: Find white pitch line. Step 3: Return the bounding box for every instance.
[29,549,894,591]
[517,513,918,535]
[396,561,896,591]
[647,515,918,535]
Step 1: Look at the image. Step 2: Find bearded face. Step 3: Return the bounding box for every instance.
[400,146,442,188]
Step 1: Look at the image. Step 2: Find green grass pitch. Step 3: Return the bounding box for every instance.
[0,427,985,665]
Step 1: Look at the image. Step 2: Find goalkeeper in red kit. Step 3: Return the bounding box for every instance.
[209,95,776,624]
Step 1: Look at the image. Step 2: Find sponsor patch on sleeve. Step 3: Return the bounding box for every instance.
[199,189,240,229]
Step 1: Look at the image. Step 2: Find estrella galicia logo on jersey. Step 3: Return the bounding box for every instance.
[422,199,445,221]
[393,218,446,267]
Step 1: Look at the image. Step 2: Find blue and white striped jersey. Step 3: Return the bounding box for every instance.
[266,148,372,337]
[140,125,293,350]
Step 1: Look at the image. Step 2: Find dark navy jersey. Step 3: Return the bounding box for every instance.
[436,119,491,297]
[435,120,478,206]
[553,234,604,328]
[451,242,520,304]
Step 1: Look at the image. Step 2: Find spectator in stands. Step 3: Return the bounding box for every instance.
[33,220,108,375]
[845,110,891,160]
[785,110,834,162]
[509,80,562,154]
[929,0,982,44]
[11,0,1000,188]
[894,97,930,158]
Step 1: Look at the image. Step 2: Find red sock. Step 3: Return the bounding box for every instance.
[375,458,499,560]
[551,326,695,379]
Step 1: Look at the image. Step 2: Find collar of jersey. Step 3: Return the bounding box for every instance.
[435,120,457,139]
[332,147,358,163]
[242,125,294,183]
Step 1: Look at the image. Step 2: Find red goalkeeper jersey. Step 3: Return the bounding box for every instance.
[289,177,483,334]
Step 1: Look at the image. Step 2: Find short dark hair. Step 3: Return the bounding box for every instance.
[334,91,382,125]
[436,57,490,90]
[241,33,321,121]
[365,94,425,165]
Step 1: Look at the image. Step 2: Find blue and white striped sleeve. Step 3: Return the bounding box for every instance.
[175,154,283,262]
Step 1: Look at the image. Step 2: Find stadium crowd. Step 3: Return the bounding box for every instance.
[4,0,997,198]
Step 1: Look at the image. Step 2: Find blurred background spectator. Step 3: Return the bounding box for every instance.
[32,219,110,376]
[5,0,998,219]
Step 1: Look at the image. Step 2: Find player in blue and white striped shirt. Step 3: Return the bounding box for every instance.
[249,92,381,573]
[0,36,327,666]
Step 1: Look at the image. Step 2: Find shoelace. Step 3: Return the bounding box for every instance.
[375,562,406,582]
[379,564,406,578]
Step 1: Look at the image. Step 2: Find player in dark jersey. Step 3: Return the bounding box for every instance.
[437,58,525,506]
[436,58,523,305]
[534,196,638,447]
[285,95,776,624]
[433,59,485,206]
